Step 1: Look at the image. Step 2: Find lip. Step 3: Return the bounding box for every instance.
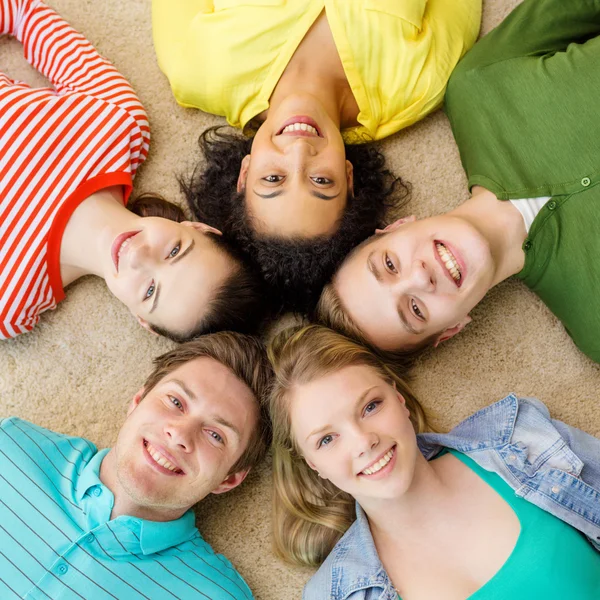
[276,115,322,138]
[111,230,141,272]
[433,240,466,288]
[357,445,397,480]
[143,439,185,477]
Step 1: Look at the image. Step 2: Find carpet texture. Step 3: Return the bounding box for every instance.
[1,1,598,598]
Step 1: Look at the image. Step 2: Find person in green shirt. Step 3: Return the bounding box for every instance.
[317,0,600,363]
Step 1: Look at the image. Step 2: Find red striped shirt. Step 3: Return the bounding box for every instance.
[0,0,150,339]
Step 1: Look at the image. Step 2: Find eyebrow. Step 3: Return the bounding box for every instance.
[170,379,242,444]
[366,252,423,336]
[149,240,195,314]
[305,385,378,442]
[252,189,340,201]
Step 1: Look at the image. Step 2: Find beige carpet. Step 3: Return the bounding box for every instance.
[2,1,599,598]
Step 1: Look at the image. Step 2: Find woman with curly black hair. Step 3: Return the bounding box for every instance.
[153,1,481,312]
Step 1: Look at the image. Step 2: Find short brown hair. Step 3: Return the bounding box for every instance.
[141,332,272,475]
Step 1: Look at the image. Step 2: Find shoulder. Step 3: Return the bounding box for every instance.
[304,510,387,600]
[0,417,96,458]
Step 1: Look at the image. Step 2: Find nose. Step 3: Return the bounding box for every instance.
[164,422,193,453]
[352,427,379,459]
[127,242,151,271]
[395,259,435,293]
[282,137,318,163]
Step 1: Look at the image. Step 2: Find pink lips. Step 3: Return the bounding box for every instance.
[111,230,140,272]
[276,115,322,137]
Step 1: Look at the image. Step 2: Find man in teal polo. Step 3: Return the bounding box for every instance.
[320,0,600,362]
[0,332,271,599]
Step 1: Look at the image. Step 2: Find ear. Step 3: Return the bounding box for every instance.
[237,155,251,193]
[433,315,472,347]
[375,215,417,235]
[345,160,354,195]
[180,220,222,236]
[211,469,250,495]
[137,316,159,335]
[127,388,145,416]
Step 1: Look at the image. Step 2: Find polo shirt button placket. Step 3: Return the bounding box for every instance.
[581,177,591,187]
[57,564,68,575]
[93,487,102,497]
[547,200,557,211]
[86,533,95,544]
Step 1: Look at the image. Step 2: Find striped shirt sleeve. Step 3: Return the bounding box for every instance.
[0,0,150,173]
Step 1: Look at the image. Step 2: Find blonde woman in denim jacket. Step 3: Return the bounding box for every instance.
[268,325,600,600]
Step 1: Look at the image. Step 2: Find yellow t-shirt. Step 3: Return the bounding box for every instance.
[152,0,481,142]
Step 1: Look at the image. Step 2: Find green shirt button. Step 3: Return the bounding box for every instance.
[523,240,532,251]
[547,200,557,210]
[582,177,591,186]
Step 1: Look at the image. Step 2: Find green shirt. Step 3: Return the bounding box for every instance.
[445,0,600,361]
[398,450,600,599]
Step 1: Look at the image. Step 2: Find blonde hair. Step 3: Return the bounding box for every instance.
[267,324,428,567]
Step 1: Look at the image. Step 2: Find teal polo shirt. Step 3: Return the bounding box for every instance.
[445,0,600,361]
[0,417,253,599]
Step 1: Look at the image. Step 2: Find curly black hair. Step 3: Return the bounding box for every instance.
[128,193,267,342]
[182,127,409,314]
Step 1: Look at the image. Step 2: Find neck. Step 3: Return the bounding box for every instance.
[452,187,527,286]
[59,186,139,286]
[361,453,458,547]
[99,448,188,523]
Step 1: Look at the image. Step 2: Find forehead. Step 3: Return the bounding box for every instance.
[290,365,387,430]
[158,357,258,422]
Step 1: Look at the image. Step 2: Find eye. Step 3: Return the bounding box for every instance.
[144,281,155,300]
[317,434,334,449]
[364,400,382,415]
[411,299,424,320]
[207,430,224,444]
[262,175,283,184]
[384,253,397,274]
[169,396,183,411]
[311,177,332,186]
[168,243,181,259]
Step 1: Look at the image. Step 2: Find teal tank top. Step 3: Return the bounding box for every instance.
[399,450,600,599]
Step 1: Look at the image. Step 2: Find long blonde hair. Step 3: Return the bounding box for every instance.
[267,324,428,567]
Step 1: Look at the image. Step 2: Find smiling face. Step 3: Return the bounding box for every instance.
[290,364,419,504]
[102,218,236,336]
[113,357,258,513]
[333,215,497,350]
[239,95,353,238]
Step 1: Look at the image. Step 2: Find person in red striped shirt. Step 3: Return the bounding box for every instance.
[0,0,263,342]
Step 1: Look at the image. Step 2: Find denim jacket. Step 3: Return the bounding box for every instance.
[303,394,600,600]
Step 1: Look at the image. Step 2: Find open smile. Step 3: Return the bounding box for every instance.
[143,439,184,476]
[111,230,140,272]
[434,240,464,287]
[276,116,322,138]
[358,445,397,479]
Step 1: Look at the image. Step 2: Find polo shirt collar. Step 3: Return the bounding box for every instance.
[137,510,197,555]
[74,447,198,555]
[75,447,108,502]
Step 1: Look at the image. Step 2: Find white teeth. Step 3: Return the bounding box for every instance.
[281,122,319,135]
[361,448,394,476]
[146,442,180,473]
[118,237,133,259]
[436,243,461,282]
